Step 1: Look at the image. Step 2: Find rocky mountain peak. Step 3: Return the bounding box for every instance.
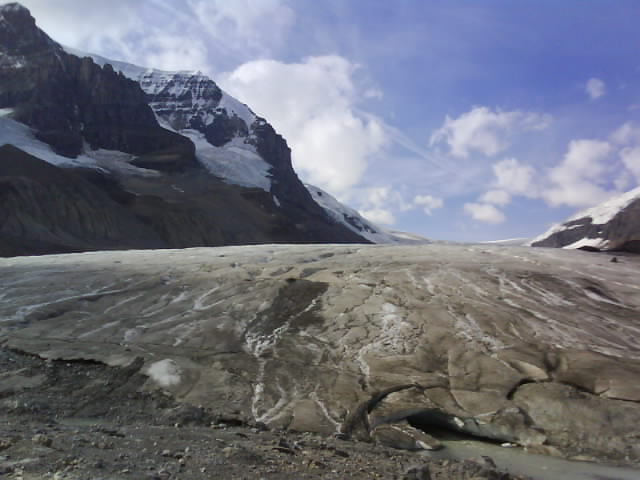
[0,2,32,23]
[530,186,640,252]
[0,2,57,57]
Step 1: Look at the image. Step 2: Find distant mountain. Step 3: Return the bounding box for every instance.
[0,3,369,256]
[529,186,640,252]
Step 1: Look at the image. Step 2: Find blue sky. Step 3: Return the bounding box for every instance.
[20,0,640,241]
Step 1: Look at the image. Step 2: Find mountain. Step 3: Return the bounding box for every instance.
[529,186,640,252]
[0,3,369,256]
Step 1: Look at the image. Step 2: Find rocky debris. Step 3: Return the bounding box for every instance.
[2,243,640,467]
[0,346,527,480]
[31,433,52,447]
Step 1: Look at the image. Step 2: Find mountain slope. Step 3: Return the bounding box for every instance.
[81,51,373,243]
[529,186,640,252]
[0,3,369,256]
[305,184,431,244]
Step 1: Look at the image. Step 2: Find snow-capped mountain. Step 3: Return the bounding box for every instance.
[0,3,369,256]
[80,50,411,244]
[71,49,274,191]
[305,184,431,244]
[529,186,640,252]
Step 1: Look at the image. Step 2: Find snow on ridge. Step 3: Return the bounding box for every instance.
[528,186,640,246]
[305,184,430,244]
[64,47,257,130]
[62,47,271,191]
[0,112,161,176]
[566,186,640,225]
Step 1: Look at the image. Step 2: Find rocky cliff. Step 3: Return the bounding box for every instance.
[529,186,640,253]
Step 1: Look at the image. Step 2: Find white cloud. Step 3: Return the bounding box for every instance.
[20,0,141,55]
[585,77,606,100]
[610,122,640,146]
[543,139,613,207]
[430,106,551,158]
[20,0,295,72]
[492,157,537,196]
[480,189,511,206]
[220,56,388,194]
[413,194,444,215]
[364,88,384,99]
[138,31,209,72]
[463,203,506,224]
[621,146,640,183]
[359,208,396,226]
[187,0,295,56]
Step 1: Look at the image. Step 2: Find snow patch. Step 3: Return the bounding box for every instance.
[0,115,97,168]
[183,130,271,191]
[146,359,182,387]
[218,91,256,128]
[563,237,607,250]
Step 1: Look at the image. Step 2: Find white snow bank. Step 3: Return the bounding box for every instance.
[183,130,271,191]
[0,115,97,167]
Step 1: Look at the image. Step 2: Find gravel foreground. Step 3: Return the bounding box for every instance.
[0,347,528,480]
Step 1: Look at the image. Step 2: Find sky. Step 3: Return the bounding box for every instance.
[18,0,640,242]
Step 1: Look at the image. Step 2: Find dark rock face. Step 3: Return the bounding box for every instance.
[0,5,196,169]
[530,191,640,253]
[0,145,166,255]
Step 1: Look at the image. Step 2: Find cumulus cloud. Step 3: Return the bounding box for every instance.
[187,0,295,56]
[480,189,511,206]
[359,208,396,226]
[356,186,404,226]
[585,77,606,100]
[493,157,537,196]
[463,203,506,224]
[413,194,444,215]
[220,56,388,194]
[470,157,537,223]
[543,139,613,207]
[430,106,551,158]
[20,0,141,55]
[610,122,640,146]
[20,0,295,71]
[621,147,640,183]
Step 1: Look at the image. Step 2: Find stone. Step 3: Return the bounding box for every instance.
[32,433,52,447]
[403,464,431,480]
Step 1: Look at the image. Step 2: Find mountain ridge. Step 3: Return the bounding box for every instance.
[529,186,640,252]
[0,3,374,256]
